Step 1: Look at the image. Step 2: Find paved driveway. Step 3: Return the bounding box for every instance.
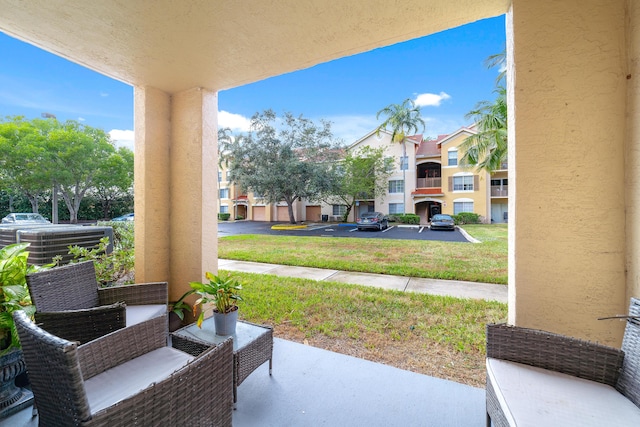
[218,221,470,242]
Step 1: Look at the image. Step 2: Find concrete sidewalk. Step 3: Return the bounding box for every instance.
[218,259,507,303]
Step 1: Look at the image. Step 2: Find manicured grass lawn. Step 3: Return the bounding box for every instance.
[228,271,507,387]
[218,223,508,284]
[219,223,509,386]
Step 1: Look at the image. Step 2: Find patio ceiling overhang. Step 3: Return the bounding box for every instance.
[0,0,508,93]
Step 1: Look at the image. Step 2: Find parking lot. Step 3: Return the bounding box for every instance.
[218,221,470,242]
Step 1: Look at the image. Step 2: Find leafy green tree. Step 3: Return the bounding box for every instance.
[376,99,426,210]
[92,146,134,219]
[459,50,508,172]
[43,120,116,223]
[0,117,54,213]
[221,110,341,223]
[323,146,393,221]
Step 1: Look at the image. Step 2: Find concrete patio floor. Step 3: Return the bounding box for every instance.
[1,337,486,426]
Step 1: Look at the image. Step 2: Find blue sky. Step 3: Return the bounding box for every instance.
[0,15,505,150]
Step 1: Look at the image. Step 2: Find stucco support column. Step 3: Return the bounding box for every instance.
[508,0,627,345]
[134,86,218,303]
[626,0,640,302]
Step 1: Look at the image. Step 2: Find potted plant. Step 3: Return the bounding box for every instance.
[189,272,243,336]
[168,290,193,332]
[0,243,50,418]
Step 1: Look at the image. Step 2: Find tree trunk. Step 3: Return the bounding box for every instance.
[287,202,296,224]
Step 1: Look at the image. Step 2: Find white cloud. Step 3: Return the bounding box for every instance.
[109,129,134,151]
[414,92,452,107]
[100,92,109,97]
[218,110,251,132]
[326,114,379,145]
[77,117,85,122]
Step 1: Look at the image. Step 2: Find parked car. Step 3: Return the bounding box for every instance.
[430,214,455,231]
[356,212,389,231]
[1,213,51,224]
[112,213,134,221]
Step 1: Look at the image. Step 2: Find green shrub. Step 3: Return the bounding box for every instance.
[396,214,421,224]
[218,213,231,221]
[235,215,245,220]
[452,212,480,225]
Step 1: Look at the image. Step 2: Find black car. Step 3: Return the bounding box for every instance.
[430,214,455,231]
[356,212,389,231]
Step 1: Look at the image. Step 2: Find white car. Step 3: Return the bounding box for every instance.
[1,213,51,224]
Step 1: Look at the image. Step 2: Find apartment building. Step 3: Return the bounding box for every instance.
[218,126,508,224]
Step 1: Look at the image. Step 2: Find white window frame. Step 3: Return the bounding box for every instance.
[389,203,404,214]
[400,155,409,171]
[388,180,404,194]
[452,174,474,192]
[219,188,229,199]
[332,205,347,216]
[448,149,458,166]
[453,198,474,215]
[220,205,229,213]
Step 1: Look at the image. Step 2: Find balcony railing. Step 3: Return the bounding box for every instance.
[491,186,508,197]
[416,177,442,188]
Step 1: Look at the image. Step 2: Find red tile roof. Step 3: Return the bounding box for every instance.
[416,136,443,157]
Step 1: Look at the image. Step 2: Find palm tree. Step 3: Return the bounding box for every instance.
[459,86,507,172]
[217,127,232,217]
[376,99,425,213]
[459,50,508,173]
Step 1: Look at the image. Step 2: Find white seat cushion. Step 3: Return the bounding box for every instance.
[125,304,166,327]
[84,346,194,413]
[487,358,640,426]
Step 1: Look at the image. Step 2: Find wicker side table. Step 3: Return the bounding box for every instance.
[172,319,273,404]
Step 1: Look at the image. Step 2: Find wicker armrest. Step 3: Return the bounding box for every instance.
[90,338,234,425]
[78,314,168,380]
[486,323,624,386]
[98,281,168,305]
[35,302,126,345]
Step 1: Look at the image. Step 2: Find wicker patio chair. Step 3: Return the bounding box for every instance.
[14,311,233,426]
[26,260,168,344]
[485,298,640,426]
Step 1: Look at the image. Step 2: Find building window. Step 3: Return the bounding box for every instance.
[448,150,458,166]
[220,205,229,213]
[453,201,474,215]
[453,175,474,191]
[219,188,229,199]
[400,155,409,171]
[218,171,222,182]
[389,203,404,214]
[388,180,404,194]
[332,205,347,216]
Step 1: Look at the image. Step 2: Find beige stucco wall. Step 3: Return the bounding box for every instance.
[135,87,218,302]
[508,0,628,345]
[627,0,640,301]
[134,87,171,284]
[439,132,490,220]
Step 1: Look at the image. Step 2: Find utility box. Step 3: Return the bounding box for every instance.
[0,224,113,265]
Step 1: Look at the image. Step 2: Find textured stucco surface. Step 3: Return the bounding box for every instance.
[627,0,640,303]
[134,87,172,284]
[509,0,628,345]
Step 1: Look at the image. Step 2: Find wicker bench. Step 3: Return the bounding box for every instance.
[486,298,640,426]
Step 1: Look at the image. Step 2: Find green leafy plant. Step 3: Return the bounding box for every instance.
[170,290,194,321]
[0,243,49,353]
[68,235,134,285]
[452,212,481,225]
[218,213,231,221]
[189,272,243,328]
